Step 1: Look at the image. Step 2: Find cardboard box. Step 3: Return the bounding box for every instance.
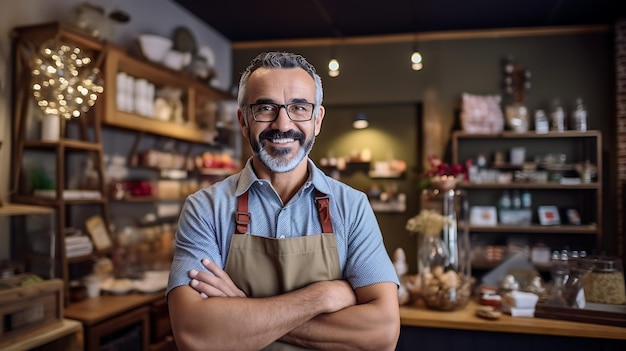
[0,277,63,344]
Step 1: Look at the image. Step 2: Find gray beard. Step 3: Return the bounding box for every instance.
[250,132,315,173]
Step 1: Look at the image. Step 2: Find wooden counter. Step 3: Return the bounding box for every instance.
[64,292,170,351]
[399,301,626,351]
[400,301,626,340]
[64,292,164,325]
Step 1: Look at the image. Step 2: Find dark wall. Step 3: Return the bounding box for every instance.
[232,29,616,273]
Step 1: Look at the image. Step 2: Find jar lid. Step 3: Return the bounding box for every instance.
[586,256,623,273]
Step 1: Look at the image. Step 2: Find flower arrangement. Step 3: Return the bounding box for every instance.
[424,155,469,180]
[422,156,470,189]
[405,209,452,237]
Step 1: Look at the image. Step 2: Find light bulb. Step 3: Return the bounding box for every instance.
[411,51,422,64]
[328,58,340,77]
[411,51,423,71]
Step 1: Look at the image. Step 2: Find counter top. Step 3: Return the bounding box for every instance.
[64,292,164,325]
[400,301,626,340]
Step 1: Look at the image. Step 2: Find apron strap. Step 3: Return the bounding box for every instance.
[315,190,334,233]
[235,189,334,234]
[235,191,250,234]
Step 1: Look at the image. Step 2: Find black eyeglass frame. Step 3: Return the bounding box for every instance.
[248,102,316,122]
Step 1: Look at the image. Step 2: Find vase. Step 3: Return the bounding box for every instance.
[419,187,471,310]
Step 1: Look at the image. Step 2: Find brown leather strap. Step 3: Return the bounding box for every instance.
[315,190,334,233]
[235,191,250,234]
[235,189,333,234]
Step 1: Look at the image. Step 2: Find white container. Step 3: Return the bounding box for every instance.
[84,275,101,298]
[41,115,60,141]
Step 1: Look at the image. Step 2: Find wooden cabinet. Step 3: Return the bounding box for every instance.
[451,130,602,271]
[64,294,174,351]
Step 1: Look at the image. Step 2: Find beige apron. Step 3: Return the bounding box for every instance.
[224,190,341,350]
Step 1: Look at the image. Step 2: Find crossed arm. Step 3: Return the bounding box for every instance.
[168,259,400,351]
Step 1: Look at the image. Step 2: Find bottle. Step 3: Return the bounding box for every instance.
[475,153,487,183]
[521,190,532,208]
[534,109,549,133]
[512,190,521,209]
[572,97,588,131]
[499,190,511,210]
[550,99,566,132]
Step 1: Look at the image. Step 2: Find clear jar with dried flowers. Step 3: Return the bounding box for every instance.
[407,187,472,311]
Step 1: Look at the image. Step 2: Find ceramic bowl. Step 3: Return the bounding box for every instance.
[137,34,173,62]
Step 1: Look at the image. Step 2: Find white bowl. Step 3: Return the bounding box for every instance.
[137,34,173,62]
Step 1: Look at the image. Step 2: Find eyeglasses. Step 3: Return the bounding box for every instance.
[249,102,315,122]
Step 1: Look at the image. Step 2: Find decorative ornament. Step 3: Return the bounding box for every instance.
[31,38,103,119]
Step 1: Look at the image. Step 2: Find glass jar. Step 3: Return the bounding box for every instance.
[582,256,626,305]
[505,103,529,133]
[419,187,472,311]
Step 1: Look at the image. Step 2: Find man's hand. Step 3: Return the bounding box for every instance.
[189,259,246,298]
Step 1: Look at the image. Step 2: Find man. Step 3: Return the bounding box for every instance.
[167,51,400,351]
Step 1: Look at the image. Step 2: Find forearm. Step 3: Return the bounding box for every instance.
[280,282,400,351]
[169,281,353,351]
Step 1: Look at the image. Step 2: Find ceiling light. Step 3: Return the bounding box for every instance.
[411,49,423,71]
[328,57,340,77]
[352,112,368,129]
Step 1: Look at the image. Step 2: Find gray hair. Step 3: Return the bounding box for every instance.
[237,52,323,117]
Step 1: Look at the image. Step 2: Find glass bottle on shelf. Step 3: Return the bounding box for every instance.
[521,190,532,209]
[418,186,471,311]
[572,97,588,132]
[534,109,549,133]
[550,99,566,132]
[499,190,511,210]
[512,190,522,209]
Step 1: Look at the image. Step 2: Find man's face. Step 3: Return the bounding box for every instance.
[239,67,324,173]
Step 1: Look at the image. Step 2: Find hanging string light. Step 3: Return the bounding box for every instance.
[31,38,104,119]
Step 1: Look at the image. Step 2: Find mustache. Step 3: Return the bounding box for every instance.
[259,129,305,142]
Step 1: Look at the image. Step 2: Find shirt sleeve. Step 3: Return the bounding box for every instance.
[341,191,400,289]
[166,192,225,297]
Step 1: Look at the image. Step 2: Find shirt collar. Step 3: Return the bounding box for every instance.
[235,157,332,197]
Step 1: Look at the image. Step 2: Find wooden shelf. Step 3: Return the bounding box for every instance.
[466,223,598,234]
[0,319,82,351]
[198,167,238,176]
[453,130,602,139]
[458,182,600,190]
[102,46,233,144]
[23,139,102,151]
[0,203,53,216]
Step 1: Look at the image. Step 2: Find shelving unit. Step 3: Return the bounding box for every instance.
[451,130,602,270]
[10,23,110,303]
[9,22,240,309]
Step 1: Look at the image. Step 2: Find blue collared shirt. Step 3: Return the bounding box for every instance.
[166,158,399,296]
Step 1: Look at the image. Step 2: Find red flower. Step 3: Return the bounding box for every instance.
[423,156,469,181]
